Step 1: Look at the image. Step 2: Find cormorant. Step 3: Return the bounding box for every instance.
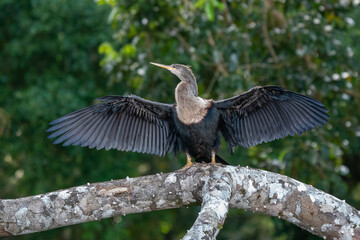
[47,63,329,167]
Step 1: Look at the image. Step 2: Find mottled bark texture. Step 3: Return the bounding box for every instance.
[1,164,359,239]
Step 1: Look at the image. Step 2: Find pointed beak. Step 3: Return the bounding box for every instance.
[150,62,173,70]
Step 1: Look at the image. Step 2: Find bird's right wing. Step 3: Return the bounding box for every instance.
[47,95,177,156]
[214,86,329,151]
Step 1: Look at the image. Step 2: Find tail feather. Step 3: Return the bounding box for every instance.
[215,155,229,165]
[194,154,229,165]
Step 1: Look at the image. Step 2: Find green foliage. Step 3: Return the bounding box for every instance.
[1,0,359,239]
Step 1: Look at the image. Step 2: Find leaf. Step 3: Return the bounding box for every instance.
[194,0,206,8]
[205,1,215,21]
[120,44,136,57]
[212,0,225,10]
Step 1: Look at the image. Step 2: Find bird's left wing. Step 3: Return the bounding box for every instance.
[214,86,329,151]
[47,95,176,156]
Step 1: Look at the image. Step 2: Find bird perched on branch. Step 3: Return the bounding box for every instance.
[47,63,328,167]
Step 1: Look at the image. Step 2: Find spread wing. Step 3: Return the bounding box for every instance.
[214,86,329,151]
[47,95,177,156]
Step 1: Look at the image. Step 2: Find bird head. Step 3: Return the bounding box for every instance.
[150,62,194,83]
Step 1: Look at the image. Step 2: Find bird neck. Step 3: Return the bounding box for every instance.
[177,69,198,96]
[175,81,198,103]
[174,81,210,125]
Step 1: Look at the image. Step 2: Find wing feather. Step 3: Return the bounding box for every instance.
[80,114,105,147]
[98,112,117,150]
[252,111,262,143]
[130,117,140,152]
[123,115,134,151]
[241,117,250,148]
[291,102,319,128]
[151,122,156,155]
[257,107,271,137]
[160,126,165,155]
[280,102,303,135]
[275,102,295,136]
[48,95,176,156]
[63,112,100,146]
[137,120,146,153]
[285,103,308,133]
[104,112,119,150]
[155,124,160,155]
[215,86,328,149]
[234,116,241,145]
[144,121,151,154]
[91,115,111,149]
[102,112,119,150]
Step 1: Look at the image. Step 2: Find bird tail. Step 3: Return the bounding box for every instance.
[215,155,229,165]
[194,154,229,165]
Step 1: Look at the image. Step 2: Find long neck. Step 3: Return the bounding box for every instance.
[177,70,198,96]
[174,81,210,125]
[175,81,197,105]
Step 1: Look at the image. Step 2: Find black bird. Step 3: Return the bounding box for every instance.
[47,63,328,167]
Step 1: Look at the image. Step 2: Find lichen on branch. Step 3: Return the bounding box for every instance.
[0,164,359,239]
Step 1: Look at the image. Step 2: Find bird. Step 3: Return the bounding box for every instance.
[47,62,329,167]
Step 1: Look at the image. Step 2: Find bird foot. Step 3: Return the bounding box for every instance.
[178,154,193,170]
[179,162,193,170]
[211,151,216,164]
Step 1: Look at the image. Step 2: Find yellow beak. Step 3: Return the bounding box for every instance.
[150,62,173,70]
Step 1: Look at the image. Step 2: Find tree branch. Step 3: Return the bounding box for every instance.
[183,166,231,239]
[1,164,359,239]
[261,0,278,63]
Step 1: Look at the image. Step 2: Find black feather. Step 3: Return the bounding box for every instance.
[214,86,328,149]
[47,96,175,156]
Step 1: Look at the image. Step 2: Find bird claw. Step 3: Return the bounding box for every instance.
[179,162,193,170]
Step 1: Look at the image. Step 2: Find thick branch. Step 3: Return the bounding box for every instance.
[1,164,359,239]
[183,166,232,239]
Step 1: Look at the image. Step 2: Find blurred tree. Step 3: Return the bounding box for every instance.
[0,0,359,239]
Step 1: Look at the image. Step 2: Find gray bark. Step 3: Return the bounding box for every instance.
[1,164,359,239]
